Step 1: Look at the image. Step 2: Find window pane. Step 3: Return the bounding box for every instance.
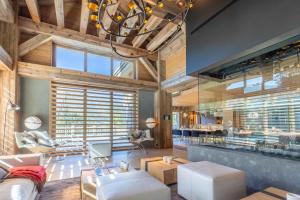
[112,59,134,79]
[244,76,262,93]
[87,53,111,76]
[55,46,84,71]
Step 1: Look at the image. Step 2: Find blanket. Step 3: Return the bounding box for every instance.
[8,166,47,192]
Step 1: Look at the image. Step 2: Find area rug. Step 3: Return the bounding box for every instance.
[39,177,81,200]
[39,177,184,200]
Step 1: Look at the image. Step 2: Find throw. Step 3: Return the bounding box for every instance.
[8,166,47,192]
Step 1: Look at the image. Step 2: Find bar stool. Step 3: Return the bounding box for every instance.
[182,130,192,142]
[172,129,182,137]
[199,131,207,143]
[214,130,224,144]
[191,130,200,143]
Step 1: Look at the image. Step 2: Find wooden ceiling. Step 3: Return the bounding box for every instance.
[18,0,189,55]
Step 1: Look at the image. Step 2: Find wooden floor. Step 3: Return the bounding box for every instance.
[45,147,187,182]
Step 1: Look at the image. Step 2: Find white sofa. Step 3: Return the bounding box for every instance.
[0,153,43,200]
[178,161,246,200]
[96,171,170,200]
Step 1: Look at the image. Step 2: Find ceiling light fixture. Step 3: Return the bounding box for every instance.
[88,0,192,58]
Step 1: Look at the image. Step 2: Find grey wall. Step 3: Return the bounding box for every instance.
[188,145,300,194]
[187,0,300,76]
[138,90,155,130]
[20,77,50,132]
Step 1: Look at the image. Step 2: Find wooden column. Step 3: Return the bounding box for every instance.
[0,1,19,155]
[154,52,172,148]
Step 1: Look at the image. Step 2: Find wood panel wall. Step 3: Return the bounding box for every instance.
[21,41,52,66]
[165,47,186,79]
[0,20,19,155]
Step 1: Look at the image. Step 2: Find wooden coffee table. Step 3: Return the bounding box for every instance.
[241,187,288,200]
[140,157,189,185]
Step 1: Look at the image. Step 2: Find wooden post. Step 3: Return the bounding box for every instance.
[154,51,172,148]
[0,1,19,154]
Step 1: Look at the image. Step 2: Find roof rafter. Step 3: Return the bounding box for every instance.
[19,17,157,60]
[54,0,64,28]
[19,34,52,57]
[24,0,40,23]
[132,15,165,48]
[147,22,179,51]
[79,0,89,34]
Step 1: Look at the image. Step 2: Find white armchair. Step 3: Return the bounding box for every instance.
[15,131,56,154]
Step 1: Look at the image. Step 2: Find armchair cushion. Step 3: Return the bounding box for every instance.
[37,138,53,147]
[22,135,37,145]
[30,131,50,140]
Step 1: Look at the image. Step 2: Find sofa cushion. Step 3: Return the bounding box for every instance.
[0,178,37,200]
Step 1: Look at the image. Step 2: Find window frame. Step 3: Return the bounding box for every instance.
[53,44,136,79]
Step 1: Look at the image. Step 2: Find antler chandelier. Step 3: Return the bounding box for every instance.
[88,0,193,58]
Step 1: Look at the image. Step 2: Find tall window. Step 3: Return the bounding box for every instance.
[51,82,138,152]
[54,45,135,79]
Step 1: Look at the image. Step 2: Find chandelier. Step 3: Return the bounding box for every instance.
[88,0,192,58]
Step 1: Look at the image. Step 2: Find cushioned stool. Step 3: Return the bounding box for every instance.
[96,171,170,200]
[178,161,246,200]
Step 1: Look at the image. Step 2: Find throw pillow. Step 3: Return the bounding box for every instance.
[0,167,8,183]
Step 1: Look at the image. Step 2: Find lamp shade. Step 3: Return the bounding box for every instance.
[146,118,157,129]
[24,116,42,130]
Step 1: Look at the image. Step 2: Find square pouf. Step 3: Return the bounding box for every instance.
[96,171,170,200]
[178,161,246,200]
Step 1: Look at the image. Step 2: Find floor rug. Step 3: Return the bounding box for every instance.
[39,177,81,200]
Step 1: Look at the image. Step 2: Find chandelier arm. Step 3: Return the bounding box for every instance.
[99,11,187,38]
[99,0,192,58]
[99,0,190,32]
[102,8,145,30]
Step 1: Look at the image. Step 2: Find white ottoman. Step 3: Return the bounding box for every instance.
[178,161,246,200]
[96,171,170,200]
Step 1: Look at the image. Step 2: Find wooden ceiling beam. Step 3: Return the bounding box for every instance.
[79,0,89,34]
[138,57,158,81]
[54,0,64,28]
[24,0,40,23]
[99,1,120,39]
[18,61,158,91]
[0,0,14,23]
[0,46,12,70]
[132,15,165,48]
[146,22,179,51]
[19,34,52,57]
[19,17,157,60]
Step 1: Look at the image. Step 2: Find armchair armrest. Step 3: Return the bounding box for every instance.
[0,153,43,170]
